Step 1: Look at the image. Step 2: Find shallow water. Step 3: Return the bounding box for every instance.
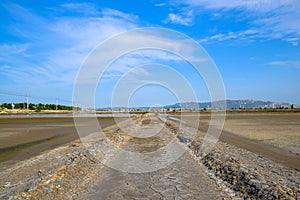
[0,113,135,117]
[168,116,185,123]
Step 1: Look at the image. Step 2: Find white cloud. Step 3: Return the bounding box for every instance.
[175,0,295,12]
[75,28,213,97]
[164,10,193,26]
[1,3,207,93]
[0,3,139,86]
[101,8,139,22]
[171,0,300,45]
[101,49,185,81]
[267,60,300,69]
[0,44,28,62]
[199,29,259,43]
[286,38,299,46]
[59,3,100,16]
[155,3,167,7]
[254,2,300,43]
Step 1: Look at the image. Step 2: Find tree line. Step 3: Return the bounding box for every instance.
[0,102,80,111]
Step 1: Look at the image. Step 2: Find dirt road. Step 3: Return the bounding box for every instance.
[86,115,226,199]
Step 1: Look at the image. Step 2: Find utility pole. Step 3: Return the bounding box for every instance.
[26,95,29,110]
[56,98,59,110]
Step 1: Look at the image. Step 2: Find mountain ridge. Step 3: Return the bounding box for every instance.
[97,99,298,110]
[163,99,297,110]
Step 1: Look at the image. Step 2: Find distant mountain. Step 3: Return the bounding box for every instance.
[164,99,296,110]
[97,100,298,110]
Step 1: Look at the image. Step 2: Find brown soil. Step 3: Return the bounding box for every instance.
[171,112,300,170]
[0,116,126,171]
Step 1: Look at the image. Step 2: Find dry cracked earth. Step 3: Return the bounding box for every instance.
[0,114,299,199]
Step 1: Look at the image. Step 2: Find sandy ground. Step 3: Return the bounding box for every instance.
[0,116,126,170]
[0,113,299,199]
[0,115,229,199]
[171,112,300,170]
[1,112,299,170]
[223,112,300,155]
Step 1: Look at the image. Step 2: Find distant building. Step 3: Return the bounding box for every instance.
[167,108,174,112]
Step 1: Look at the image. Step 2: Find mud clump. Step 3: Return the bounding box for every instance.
[188,139,300,199]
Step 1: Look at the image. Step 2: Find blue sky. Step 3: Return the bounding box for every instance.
[0,0,300,107]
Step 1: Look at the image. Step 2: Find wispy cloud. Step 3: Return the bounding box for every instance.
[175,0,294,12]
[0,44,28,62]
[59,3,101,16]
[101,8,139,22]
[0,2,139,87]
[75,29,210,86]
[254,2,300,44]
[164,10,193,26]
[154,3,167,7]
[169,0,300,45]
[101,49,185,81]
[286,38,299,46]
[266,60,300,69]
[199,29,260,43]
[1,3,204,91]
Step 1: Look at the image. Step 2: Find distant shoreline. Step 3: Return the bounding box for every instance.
[0,109,73,115]
[1,108,300,115]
